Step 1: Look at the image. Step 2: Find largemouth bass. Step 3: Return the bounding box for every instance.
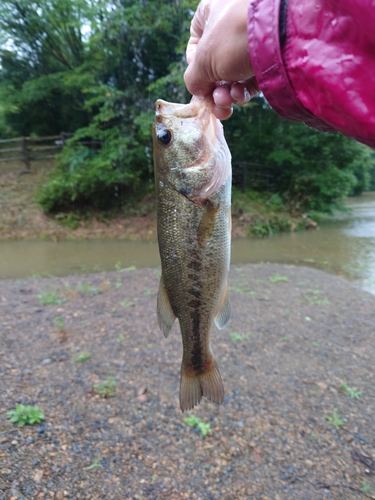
[152,97,232,412]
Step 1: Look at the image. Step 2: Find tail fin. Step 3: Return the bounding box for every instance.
[179,358,224,412]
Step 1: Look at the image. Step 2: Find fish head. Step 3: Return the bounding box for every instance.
[152,97,231,204]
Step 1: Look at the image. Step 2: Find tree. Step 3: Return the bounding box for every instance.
[0,0,96,135]
[225,98,375,213]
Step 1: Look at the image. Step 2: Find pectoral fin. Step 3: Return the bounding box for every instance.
[157,276,176,338]
[197,201,219,247]
[214,288,231,330]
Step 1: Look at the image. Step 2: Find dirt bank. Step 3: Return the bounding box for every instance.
[0,162,313,242]
[1,264,375,499]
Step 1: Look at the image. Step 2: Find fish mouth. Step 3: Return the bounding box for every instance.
[155,96,214,118]
[154,97,222,151]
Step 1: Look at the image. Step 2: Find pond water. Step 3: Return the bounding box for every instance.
[1,193,375,295]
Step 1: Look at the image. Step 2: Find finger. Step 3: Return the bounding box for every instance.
[186,2,205,64]
[213,85,233,108]
[213,106,233,120]
[242,77,260,99]
[230,82,251,105]
[184,60,215,98]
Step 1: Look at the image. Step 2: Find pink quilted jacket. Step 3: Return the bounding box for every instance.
[247,0,375,148]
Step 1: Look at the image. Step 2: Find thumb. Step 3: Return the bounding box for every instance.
[184,52,216,98]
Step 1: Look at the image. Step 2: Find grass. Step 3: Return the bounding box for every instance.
[184,415,211,437]
[339,383,363,399]
[269,274,289,283]
[116,333,129,343]
[228,285,256,295]
[76,283,102,295]
[93,378,117,398]
[7,404,44,427]
[121,300,133,308]
[325,408,344,429]
[86,458,102,471]
[360,482,372,493]
[230,332,251,342]
[304,289,330,305]
[74,352,91,363]
[38,288,65,305]
[53,315,65,331]
[115,262,137,272]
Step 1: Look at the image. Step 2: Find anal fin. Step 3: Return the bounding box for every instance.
[157,276,176,338]
[214,288,231,330]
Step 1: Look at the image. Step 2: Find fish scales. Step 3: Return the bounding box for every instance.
[153,98,232,411]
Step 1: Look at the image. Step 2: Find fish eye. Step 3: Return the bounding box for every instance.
[157,129,173,146]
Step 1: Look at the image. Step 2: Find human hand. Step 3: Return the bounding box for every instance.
[184,0,259,120]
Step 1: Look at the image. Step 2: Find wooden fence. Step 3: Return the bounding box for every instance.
[232,161,276,192]
[0,133,75,171]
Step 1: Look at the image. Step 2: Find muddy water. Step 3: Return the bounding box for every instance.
[1,193,375,294]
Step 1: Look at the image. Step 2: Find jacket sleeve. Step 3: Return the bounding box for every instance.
[247,0,375,149]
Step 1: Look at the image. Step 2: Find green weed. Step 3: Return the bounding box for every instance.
[269,274,289,283]
[75,352,91,363]
[121,300,133,308]
[121,265,136,272]
[360,482,371,493]
[184,415,211,437]
[325,408,344,429]
[38,288,65,305]
[7,404,44,427]
[116,333,129,343]
[93,378,117,398]
[53,315,65,331]
[339,383,363,399]
[115,262,137,272]
[86,458,102,470]
[76,283,102,295]
[304,289,330,305]
[230,332,250,342]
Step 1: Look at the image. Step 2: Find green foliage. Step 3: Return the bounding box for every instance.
[269,274,289,283]
[86,458,102,470]
[230,332,250,342]
[76,283,102,295]
[339,383,363,399]
[38,288,65,305]
[75,352,91,362]
[325,409,344,429]
[184,415,212,437]
[93,378,116,398]
[28,0,196,211]
[7,404,44,427]
[1,0,373,214]
[226,98,375,213]
[53,315,65,331]
[121,300,133,308]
